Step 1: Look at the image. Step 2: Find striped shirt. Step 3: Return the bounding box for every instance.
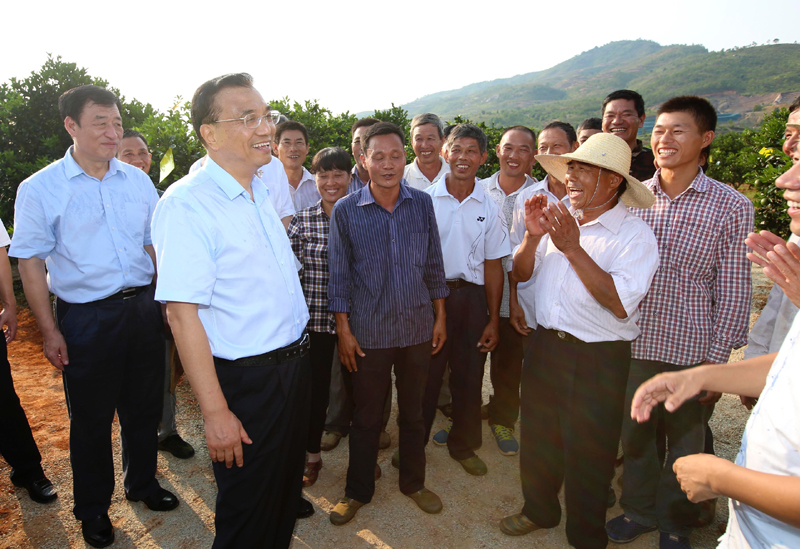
[288,201,336,334]
[630,169,753,366]
[328,183,449,349]
[349,166,366,195]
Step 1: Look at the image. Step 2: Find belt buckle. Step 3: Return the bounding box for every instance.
[557,330,566,340]
[121,287,137,300]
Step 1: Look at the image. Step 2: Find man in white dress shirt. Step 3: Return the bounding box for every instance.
[404,113,450,190]
[274,120,320,211]
[500,132,658,549]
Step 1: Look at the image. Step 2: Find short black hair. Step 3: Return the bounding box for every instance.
[789,96,800,114]
[58,85,122,125]
[275,121,308,144]
[122,129,148,148]
[577,117,603,133]
[447,124,488,154]
[442,124,456,140]
[351,117,380,135]
[191,73,254,147]
[657,95,717,134]
[602,89,645,118]
[311,147,352,174]
[541,121,578,145]
[499,125,536,145]
[362,122,405,151]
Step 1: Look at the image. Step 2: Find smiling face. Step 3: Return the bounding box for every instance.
[411,123,443,168]
[538,127,576,157]
[315,168,349,207]
[352,126,370,172]
[602,98,645,149]
[497,129,535,178]
[275,129,309,170]
[651,111,714,172]
[362,133,407,191]
[201,86,274,173]
[447,136,487,183]
[564,160,622,213]
[118,136,152,172]
[783,110,800,163]
[779,162,800,234]
[66,101,124,163]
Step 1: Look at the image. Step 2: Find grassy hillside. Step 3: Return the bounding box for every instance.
[402,40,800,129]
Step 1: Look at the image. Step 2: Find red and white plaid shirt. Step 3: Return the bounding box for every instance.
[630,169,753,366]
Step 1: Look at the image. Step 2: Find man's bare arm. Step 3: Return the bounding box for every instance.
[334,312,364,372]
[167,302,251,467]
[17,257,68,369]
[0,247,18,343]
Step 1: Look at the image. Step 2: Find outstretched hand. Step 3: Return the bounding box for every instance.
[630,369,703,423]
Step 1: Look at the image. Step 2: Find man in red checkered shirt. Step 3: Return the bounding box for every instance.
[606,96,754,549]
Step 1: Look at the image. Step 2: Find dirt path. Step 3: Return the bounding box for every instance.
[0,265,773,548]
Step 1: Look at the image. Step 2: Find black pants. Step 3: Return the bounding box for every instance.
[211,347,311,549]
[520,328,630,549]
[0,335,45,483]
[56,286,165,520]
[346,341,430,503]
[308,331,337,454]
[422,282,487,460]
[488,317,529,429]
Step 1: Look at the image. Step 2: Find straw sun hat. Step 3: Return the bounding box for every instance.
[534,132,655,209]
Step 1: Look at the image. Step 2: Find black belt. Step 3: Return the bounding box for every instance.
[89,285,150,305]
[545,328,585,344]
[215,333,310,368]
[446,279,475,290]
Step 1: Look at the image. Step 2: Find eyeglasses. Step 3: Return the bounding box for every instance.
[213,110,282,129]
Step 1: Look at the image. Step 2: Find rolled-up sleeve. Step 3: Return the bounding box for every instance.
[327,203,351,313]
[151,196,217,305]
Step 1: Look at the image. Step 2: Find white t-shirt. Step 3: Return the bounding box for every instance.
[404,156,450,191]
[0,218,10,247]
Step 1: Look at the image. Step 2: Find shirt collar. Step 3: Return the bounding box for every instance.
[649,167,710,197]
[631,139,644,157]
[64,146,125,181]
[409,156,449,182]
[357,181,413,208]
[204,156,261,201]
[311,201,327,218]
[581,201,628,234]
[431,175,485,203]
[484,171,536,197]
[298,167,316,188]
[529,175,570,206]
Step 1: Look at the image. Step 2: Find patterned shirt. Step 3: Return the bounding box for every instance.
[349,166,366,195]
[288,201,336,334]
[480,171,537,317]
[328,183,449,349]
[630,139,657,182]
[630,169,753,366]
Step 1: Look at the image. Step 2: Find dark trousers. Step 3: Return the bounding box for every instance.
[620,359,706,537]
[56,286,165,520]
[488,317,528,429]
[211,349,311,549]
[422,283,487,460]
[347,341,430,503]
[325,350,391,437]
[0,335,45,482]
[520,329,630,549]
[308,331,337,454]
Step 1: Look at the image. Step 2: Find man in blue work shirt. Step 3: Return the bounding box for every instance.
[10,85,177,548]
[151,73,311,549]
[327,122,449,525]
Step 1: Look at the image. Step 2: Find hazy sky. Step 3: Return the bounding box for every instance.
[3,0,798,116]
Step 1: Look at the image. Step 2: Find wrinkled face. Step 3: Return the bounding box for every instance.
[315,168,349,206]
[602,98,645,148]
[578,128,602,146]
[411,123,443,167]
[783,110,800,163]
[352,126,371,172]
[779,162,800,234]
[118,136,152,172]
[275,129,309,170]
[564,160,620,212]
[447,136,487,181]
[202,86,274,171]
[66,101,124,163]
[497,129,535,178]
[362,133,407,190]
[538,127,575,157]
[651,111,713,172]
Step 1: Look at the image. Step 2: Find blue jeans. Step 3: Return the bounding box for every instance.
[620,359,706,537]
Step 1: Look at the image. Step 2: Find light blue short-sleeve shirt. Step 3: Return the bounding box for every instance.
[9,147,159,303]
[151,158,309,360]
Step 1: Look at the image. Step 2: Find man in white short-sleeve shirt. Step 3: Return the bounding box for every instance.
[404,113,450,191]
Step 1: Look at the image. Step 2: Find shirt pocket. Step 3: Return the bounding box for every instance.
[408,232,428,267]
[124,202,149,244]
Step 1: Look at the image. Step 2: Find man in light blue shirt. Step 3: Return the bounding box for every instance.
[10,85,177,548]
[151,73,311,549]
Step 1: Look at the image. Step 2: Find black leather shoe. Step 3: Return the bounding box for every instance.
[82,514,114,548]
[126,487,179,511]
[11,475,58,504]
[158,434,195,459]
[297,497,314,519]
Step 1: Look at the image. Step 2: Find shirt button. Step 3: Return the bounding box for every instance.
[555,302,559,307]
[118,248,122,251]
[392,239,395,242]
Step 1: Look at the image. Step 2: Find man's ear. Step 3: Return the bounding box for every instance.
[608,172,623,190]
[701,131,715,149]
[64,116,79,138]
[201,124,219,151]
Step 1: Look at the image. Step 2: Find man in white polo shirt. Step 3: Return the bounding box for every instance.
[404,113,450,190]
[422,123,510,476]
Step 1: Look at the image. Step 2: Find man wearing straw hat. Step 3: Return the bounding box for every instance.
[500,132,658,549]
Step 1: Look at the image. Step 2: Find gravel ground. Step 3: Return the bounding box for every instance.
[0,265,774,548]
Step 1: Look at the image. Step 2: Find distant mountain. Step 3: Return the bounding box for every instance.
[400,40,800,129]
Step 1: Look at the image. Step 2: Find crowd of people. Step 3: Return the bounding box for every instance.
[0,74,799,549]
